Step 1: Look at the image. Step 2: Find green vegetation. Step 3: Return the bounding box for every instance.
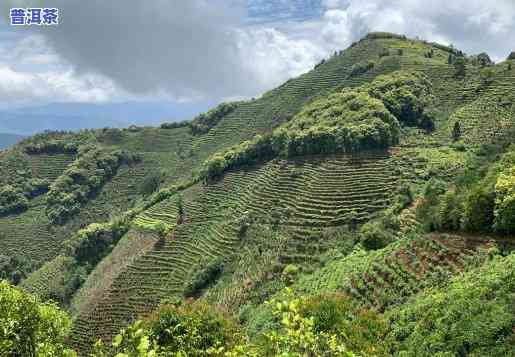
[45,146,139,224]
[0,281,75,356]
[1,33,515,356]
[388,254,515,356]
[189,102,239,135]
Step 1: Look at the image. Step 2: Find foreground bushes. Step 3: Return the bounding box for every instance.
[0,281,75,356]
[92,300,244,356]
[388,254,515,356]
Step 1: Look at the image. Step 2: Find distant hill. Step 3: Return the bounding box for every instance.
[0,101,212,136]
[0,132,24,149]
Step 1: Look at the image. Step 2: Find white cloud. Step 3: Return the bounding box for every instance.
[0,0,514,108]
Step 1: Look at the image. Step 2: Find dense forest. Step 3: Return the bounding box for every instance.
[1,32,515,356]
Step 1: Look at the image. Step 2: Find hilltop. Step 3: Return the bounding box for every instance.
[1,32,515,356]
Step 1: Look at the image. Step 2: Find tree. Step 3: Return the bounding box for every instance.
[494,166,515,233]
[452,121,462,141]
[454,57,466,78]
[480,68,495,86]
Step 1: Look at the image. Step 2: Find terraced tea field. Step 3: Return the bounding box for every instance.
[69,150,409,351]
[296,234,493,311]
[27,153,76,181]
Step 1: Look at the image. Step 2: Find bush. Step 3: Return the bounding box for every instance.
[201,87,401,181]
[463,185,495,232]
[454,57,466,78]
[0,185,29,216]
[494,166,515,233]
[190,102,239,135]
[364,32,407,41]
[0,254,35,285]
[24,140,78,155]
[282,264,300,284]
[146,301,243,355]
[365,71,435,127]
[64,219,129,267]
[45,147,137,224]
[348,60,375,77]
[139,170,163,195]
[0,281,75,357]
[388,254,515,356]
[378,48,390,58]
[438,190,463,231]
[300,293,390,356]
[160,121,189,129]
[360,220,396,250]
[184,257,224,298]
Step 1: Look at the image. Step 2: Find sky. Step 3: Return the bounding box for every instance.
[0,0,514,117]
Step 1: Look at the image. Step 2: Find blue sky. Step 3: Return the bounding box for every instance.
[0,0,514,129]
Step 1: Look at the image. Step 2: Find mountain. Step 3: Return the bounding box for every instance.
[0,101,213,136]
[0,132,24,149]
[1,33,515,356]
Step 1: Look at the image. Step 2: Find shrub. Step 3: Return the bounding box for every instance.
[300,293,389,356]
[0,255,35,285]
[160,121,189,129]
[494,166,515,233]
[388,254,515,356]
[360,220,396,250]
[365,71,435,127]
[0,281,75,357]
[262,289,385,356]
[139,169,163,195]
[378,48,390,58]
[45,147,137,224]
[348,60,375,77]
[438,190,463,231]
[463,185,495,232]
[190,102,239,135]
[64,219,129,267]
[364,32,407,41]
[452,121,462,141]
[454,57,466,78]
[471,52,493,67]
[184,257,224,298]
[146,301,243,355]
[0,185,29,216]
[24,140,79,155]
[480,67,495,86]
[201,88,400,181]
[282,264,300,284]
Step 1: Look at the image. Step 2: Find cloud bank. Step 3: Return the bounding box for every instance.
[1,0,514,107]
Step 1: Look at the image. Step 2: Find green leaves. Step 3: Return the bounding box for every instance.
[494,166,515,233]
[0,281,74,356]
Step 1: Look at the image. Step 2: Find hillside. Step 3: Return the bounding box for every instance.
[1,32,515,356]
